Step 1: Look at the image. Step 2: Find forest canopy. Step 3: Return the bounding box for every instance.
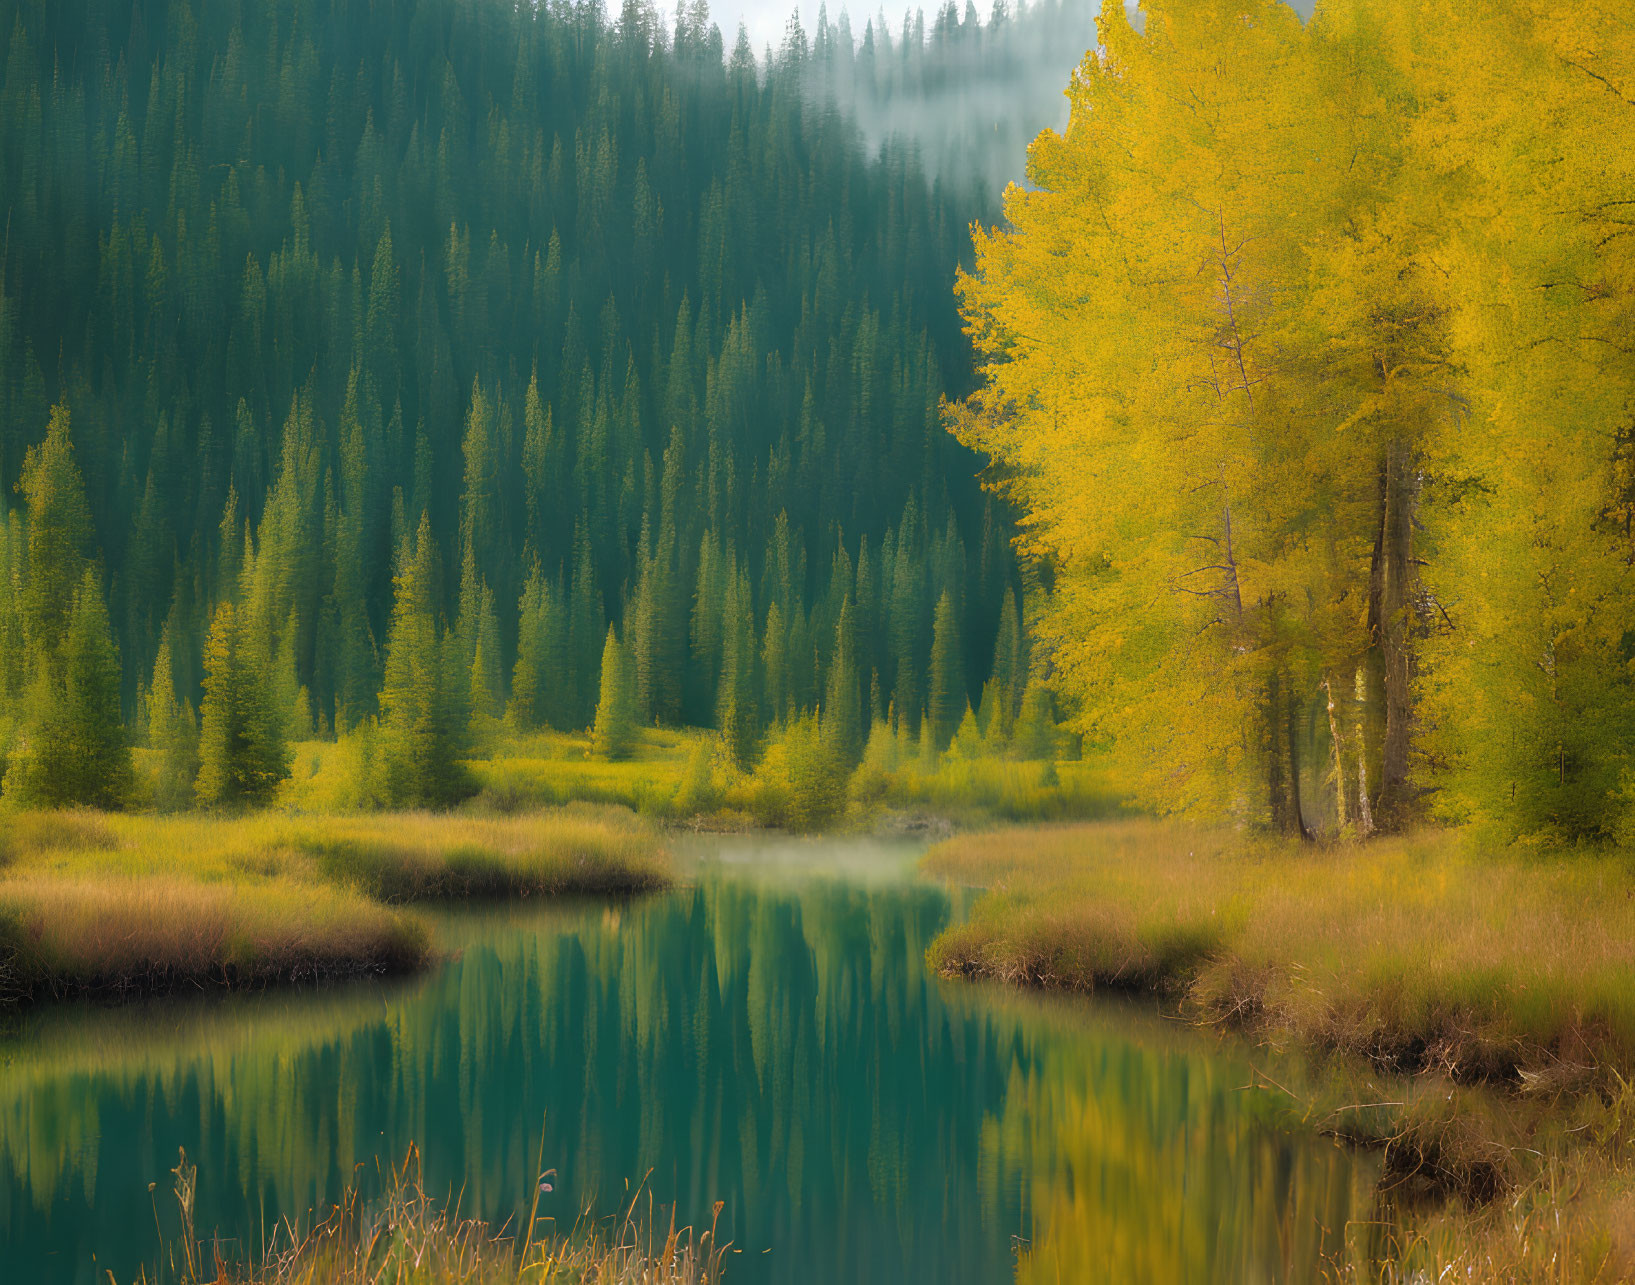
[953,0,1635,841]
[0,0,1093,808]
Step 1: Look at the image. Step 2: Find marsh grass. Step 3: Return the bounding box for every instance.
[924,819,1635,1279]
[925,820,1635,1086]
[0,874,424,1003]
[0,808,669,1006]
[303,811,670,900]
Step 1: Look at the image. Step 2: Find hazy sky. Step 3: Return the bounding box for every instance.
[717,2,1312,55]
[720,2,920,56]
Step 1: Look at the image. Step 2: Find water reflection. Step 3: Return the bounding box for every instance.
[0,846,1377,1284]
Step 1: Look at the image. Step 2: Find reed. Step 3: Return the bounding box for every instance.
[130,1145,726,1285]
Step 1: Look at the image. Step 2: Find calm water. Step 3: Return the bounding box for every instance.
[0,837,1380,1284]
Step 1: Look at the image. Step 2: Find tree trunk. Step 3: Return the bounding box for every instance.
[1354,662,1376,837]
[1366,441,1417,829]
[1265,666,1313,839]
[1286,684,1313,841]
[1265,668,1289,834]
[1323,675,1350,832]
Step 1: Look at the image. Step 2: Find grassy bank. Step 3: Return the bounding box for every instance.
[923,820,1635,1281]
[0,808,669,1007]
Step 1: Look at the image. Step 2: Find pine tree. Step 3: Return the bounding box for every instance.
[377,515,475,807]
[0,0,1070,816]
[196,600,291,808]
[1012,676,1057,763]
[948,703,983,761]
[466,578,503,730]
[988,587,1024,738]
[889,512,924,735]
[567,525,605,728]
[0,511,24,720]
[2,569,133,808]
[822,597,865,773]
[761,600,789,724]
[927,588,964,752]
[332,373,381,732]
[146,631,201,810]
[592,624,639,760]
[17,406,93,660]
[717,565,760,769]
[509,562,554,731]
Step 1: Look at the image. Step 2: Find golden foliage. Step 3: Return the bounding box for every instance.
[954,0,1635,840]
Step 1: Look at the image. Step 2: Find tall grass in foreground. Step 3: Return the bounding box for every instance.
[0,808,669,1005]
[133,1147,725,1285]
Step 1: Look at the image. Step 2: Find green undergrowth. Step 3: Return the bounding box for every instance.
[275,724,1120,833]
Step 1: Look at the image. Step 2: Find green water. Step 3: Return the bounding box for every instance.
[0,837,1379,1284]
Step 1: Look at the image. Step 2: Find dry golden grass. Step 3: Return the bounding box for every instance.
[0,807,670,1006]
[299,810,671,900]
[925,820,1635,1084]
[0,874,423,1002]
[924,819,1635,1282]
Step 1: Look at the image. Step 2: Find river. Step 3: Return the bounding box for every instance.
[0,836,1381,1283]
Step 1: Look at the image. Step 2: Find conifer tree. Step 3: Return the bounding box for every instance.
[18,406,93,657]
[927,588,964,752]
[196,600,291,808]
[949,703,984,761]
[761,600,789,725]
[988,588,1024,738]
[0,511,24,729]
[509,563,554,731]
[717,565,760,768]
[889,515,924,735]
[146,631,201,810]
[377,515,474,807]
[822,598,865,773]
[3,569,133,808]
[0,0,1065,811]
[567,526,605,728]
[1011,676,1057,764]
[592,625,639,760]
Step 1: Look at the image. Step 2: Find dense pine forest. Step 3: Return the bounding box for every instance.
[0,0,1093,808]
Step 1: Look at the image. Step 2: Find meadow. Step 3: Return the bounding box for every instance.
[276,723,1119,832]
[3,720,1109,1013]
[923,821,1635,1281]
[0,808,669,1006]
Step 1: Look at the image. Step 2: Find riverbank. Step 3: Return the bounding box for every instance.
[0,808,669,1007]
[923,820,1635,1280]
